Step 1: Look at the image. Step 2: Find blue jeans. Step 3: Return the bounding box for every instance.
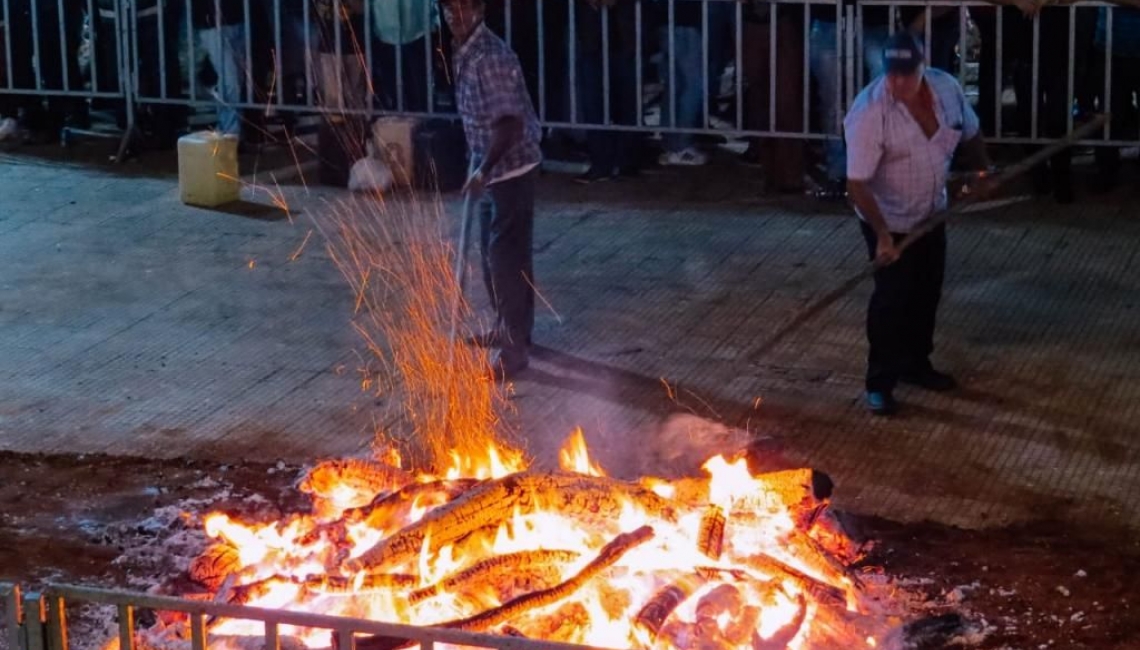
[657,26,704,152]
[810,20,888,180]
[198,24,246,137]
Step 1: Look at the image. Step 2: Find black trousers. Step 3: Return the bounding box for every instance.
[860,221,947,393]
[478,168,537,362]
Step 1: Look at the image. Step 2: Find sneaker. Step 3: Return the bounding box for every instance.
[865,391,898,416]
[489,350,529,382]
[658,148,708,167]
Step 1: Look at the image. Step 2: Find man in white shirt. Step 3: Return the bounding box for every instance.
[844,33,991,416]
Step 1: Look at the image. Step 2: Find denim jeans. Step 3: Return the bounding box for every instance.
[198,23,246,136]
[657,26,704,153]
[810,19,888,180]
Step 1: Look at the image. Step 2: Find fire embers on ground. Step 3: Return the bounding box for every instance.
[175,431,894,650]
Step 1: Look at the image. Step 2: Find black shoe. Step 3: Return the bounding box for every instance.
[865,390,898,416]
[900,368,958,392]
[574,168,615,185]
[490,350,529,382]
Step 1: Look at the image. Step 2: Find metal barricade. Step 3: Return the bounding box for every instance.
[0,0,134,158]
[1,582,626,650]
[2,0,1136,158]
[856,0,1133,146]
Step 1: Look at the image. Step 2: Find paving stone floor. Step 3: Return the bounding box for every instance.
[1,143,1137,534]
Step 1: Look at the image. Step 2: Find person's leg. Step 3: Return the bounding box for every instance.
[903,225,947,376]
[487,170,537,367]
[861,222,914,396]
[477,187,498,314]
[199,24,244,137]
[673,27,703,137]
[578,13,614,177]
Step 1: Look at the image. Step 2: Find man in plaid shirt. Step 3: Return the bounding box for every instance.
[441,0,543,381]
[844,33,991,416]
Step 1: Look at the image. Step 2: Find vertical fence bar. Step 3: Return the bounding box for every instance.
[30,0,42,90]
[214,0,224,103]
[1067,4,1075,134]
[923,6,932,66]
[86,0,100,94]
[603,4,611,125]
[569,0,578,123]
[6,585,24,650]
[701,0,709,128]
[334,0,344,110]
[834,0,842,129]
[304,0,313,107]
[390,0,401,112]
[274,0,283,107]
[667,0,675,128]
[45,595,68,650]
[638,0,646,125]
[958,3,966,88]
[363,0,374,113]
[424,0,433,113]
[768,3,776,132]
[158,0,168,98]
[995,6,1002,136]
[264,621,281,650]
[189,613,206,650]
[244,0,254,107]
[117,604,135,650]
[1105,6,1112,139]
[23,594,45,650]
[187,0,197,101]
[538,0,546,121]
[3,0,13,89]
[856,1,864,90]
[1030,12,1039,139]
[734,0,742,131]
[337,627,355,650]
[56,0,68,91]
[802,1,809,134]
[128,0,138,96]
[888,4,895,36]
[844,2,855,112]
[505,0,512,47]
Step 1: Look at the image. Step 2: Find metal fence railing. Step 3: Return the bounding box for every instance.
[2,582,625,650]
[1,0,1136,158]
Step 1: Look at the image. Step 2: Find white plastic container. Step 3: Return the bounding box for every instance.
[371,117,419,186]
[178,131,241,207]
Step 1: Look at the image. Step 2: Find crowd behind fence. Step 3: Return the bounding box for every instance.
[1,0,1138,180]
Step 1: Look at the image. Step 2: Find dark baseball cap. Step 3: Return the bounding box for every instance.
[882,32,924,75]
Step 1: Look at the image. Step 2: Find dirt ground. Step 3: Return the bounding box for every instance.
[0,450,1137,650]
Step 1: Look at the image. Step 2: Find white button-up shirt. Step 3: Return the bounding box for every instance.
[844,68,980,233]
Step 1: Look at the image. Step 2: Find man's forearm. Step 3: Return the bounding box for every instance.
[478,116,524,176]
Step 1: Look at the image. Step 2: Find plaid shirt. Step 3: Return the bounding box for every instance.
[454,24,542,184]
[844,68,979,233]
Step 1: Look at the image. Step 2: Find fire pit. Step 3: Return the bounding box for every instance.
[86,429,905,650]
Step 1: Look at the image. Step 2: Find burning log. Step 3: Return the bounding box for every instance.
[344,478,481,529]
[188,543,242,589]
[743,553,846,609]
[344,473,674,574]
[351,527,654,650]
[698,505,727,560]
[298,458,413,511]
[753,594,808,650]
[634,575,704,639]
[442,525,655,632]
[407,549,581,604]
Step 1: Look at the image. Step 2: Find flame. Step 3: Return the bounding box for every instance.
[558,428,606,477]
[169,437,884,650]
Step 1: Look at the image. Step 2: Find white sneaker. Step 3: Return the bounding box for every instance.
[658,147,708,167]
